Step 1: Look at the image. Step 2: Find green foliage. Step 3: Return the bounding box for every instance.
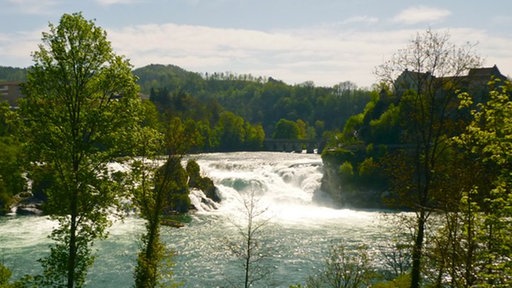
[135,64,203,96]
[372,274,411,288]
[0,66,27,82]
[166,117,199,155]
[340,87,400,146]
[449,80,512,286]
[29,165,54,204]
[158,158,190,214]
[134,64,372,144]
[305,244,375,288]
[368,104,400,144]
[20,12,143,287]
[341,113,363,142]
[0,263,12,287]
[0,102,25,215]
[373,29,482,288]
[273,118,300,139]
[130,100,193,288]
[141,100,163,132]
[131,155,187,287]
[186,160,219,202]
[0,137,24,214]
[244,122,265,150]
[130,128,164,288]
[214,111,245,151]
[339,161,354,178]
[211,111,264,151]
[357,157,383,185]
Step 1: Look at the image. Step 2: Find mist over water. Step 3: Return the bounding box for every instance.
[0,152,394,287]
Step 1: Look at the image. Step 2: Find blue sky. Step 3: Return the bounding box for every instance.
[1,0,511,87]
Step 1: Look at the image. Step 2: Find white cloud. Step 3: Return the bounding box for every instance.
[107,23,414,87]
[0,29,42,67]
[393,6,451,25]
[107,23,512,87]
[342,16,379,25]
[2,21,512,88]
[7,0,59,15]
[95,0,139,6]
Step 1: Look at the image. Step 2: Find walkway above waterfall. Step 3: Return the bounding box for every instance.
[263,139,325,154]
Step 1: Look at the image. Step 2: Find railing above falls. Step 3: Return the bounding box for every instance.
[263,139,325,154]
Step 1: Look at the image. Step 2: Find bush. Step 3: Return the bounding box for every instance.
[304,244,375,288]
[339,161,354,177]
[372,274,411,288]
[0,186,12,215]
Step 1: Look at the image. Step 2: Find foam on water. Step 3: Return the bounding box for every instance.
[0,216,55,248]
[191,152,359,224]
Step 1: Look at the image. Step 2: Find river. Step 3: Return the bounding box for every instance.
[0,152,397,287]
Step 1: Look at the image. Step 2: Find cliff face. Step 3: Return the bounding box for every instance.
[319,148,388,209]
[319,151,343,205]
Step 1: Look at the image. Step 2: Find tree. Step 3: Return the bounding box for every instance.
[243,122,265,151]
[130,124,166,288]
[20,13,142,288]
[132,154,184,288]
[304,244,374,288]
[273,118,300,139]
[450,80,512,286]
[375,28,482,288]
[132,110,195,288]
[226,188,272,288]
[214,111,246,151]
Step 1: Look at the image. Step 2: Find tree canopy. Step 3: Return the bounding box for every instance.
[20,12,143,287]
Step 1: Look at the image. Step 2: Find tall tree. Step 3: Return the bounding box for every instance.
[132,114,199,288]
[20,13,142,288]
[375,29,482,288]
[452,80,512,286]
[132,153,184,288]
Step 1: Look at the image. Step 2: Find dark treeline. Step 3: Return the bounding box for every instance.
[1,63,373,153]
[0,66,27,82]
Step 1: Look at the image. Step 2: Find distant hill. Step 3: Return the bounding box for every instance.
[133,64,204,95]
[0,66,27,82]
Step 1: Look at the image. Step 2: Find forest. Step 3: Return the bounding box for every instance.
[0,63,372,153]
[0,12,511,288]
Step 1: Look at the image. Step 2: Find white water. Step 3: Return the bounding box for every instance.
[0,152,395,287]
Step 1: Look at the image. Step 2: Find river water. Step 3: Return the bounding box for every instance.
[0,152,396,287]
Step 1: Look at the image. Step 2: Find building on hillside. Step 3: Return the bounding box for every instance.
[394,65,508,100]
[0,81,22,108]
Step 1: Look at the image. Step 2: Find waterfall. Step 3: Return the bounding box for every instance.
[188,152,352,222]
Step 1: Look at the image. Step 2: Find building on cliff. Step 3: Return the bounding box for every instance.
[393,65,508,100]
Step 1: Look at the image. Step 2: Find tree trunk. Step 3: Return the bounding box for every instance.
[68,190,78,288]
[245,212,252,288]
[411,210,426,288]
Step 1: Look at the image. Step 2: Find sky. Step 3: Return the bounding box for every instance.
[1,0,512,88]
